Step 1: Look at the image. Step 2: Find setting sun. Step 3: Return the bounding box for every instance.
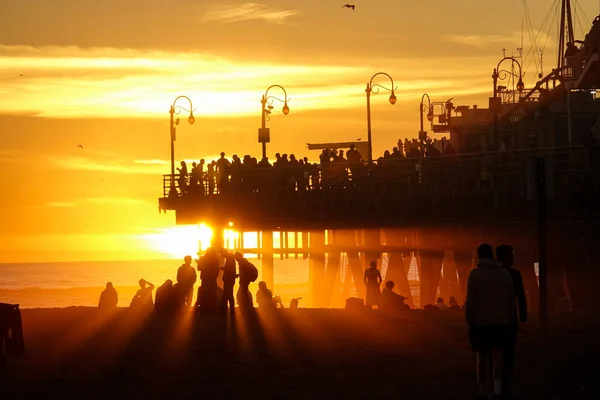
[140,224,214,259]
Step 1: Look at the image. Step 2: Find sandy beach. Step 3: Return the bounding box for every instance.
[2,308,599,399]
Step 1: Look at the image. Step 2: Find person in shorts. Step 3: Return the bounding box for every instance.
[465,244,515,399]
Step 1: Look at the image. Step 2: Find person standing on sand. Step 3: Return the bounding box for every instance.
[234,251,258,310]
[465,244,515,400]
[177,255,197,307]
[496,244,528,398]
[130,279,155,313]
[364,260,382,309]
[219,249,237,315]
[98,282,118,309]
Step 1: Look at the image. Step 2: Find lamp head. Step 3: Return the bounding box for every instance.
[188,111,195,125]
[517,78,525,92]
[389,91,397,105]
[427,110,434,122]
[282,102,290,115]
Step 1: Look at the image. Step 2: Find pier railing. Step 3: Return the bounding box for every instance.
[159,144,600,228]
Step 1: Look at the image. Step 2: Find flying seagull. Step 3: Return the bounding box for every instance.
[342,4,355,10]
[77,144,83,149]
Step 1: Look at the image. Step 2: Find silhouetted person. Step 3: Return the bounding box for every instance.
[216,152,230,193]
[155,279,178,314]
[364,260,382,309]
[98,282,118,309]
[449,296,460,309]
[197,247,221,311]
[565,41,578,58]
[130,279,155,313]
[207,161,216,194]
[436,297,448,310]
[496,244,528,398]
[177,255,197,307]
[234,251,258,310]
[177,160,188,194]
[256,281,275,309]
[465,244,515,399]
[380,281,407,311]
[220,249,237,315]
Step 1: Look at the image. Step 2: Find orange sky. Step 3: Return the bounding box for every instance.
[0,0,598,262]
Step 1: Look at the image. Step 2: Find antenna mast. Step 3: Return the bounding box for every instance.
[557,0,575,70]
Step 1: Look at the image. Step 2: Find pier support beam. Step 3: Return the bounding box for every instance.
[452,250,473,306]
[517,245,538,312]
[261,231,275,292]
[347,230,365,300]
[324,230,341,308]
[419,250,445,307]
[309,230,326,308]
[382,228,415,308]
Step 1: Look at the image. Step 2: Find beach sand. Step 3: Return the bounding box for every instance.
[2,308,599,399]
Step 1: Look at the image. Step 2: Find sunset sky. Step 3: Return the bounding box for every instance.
[0,0,598,262]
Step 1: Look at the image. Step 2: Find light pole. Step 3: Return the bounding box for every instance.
[366,72,397,163]
[259,85,290,160]
[419,93,432,156]
[491,57,524,147]
[169,95,195,197]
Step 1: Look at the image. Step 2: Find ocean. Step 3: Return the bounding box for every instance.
[0,255,421,308]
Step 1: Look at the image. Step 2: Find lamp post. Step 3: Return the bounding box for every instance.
[419,93,432,156]
[169,95,195,197]
[366,72,397,163]
[260,85,290,160]
[491,57,524,147]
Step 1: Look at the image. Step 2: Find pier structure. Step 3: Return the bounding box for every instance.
[158,12,600,310]
[159,143,600,310]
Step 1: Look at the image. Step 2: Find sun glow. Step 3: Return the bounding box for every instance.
[141,224,213,259]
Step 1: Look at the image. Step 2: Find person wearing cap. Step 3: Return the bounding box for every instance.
[465,244,515,400]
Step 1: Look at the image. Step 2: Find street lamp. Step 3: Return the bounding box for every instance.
[366,72,397,163]
[491,57,524,147]
[419,93,432,156]
[260,85,290,160]
[169,95,195,197]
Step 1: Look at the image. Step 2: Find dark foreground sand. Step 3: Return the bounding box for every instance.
[2,308,599,399]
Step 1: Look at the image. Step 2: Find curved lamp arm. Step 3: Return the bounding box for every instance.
[368,72,398,104]
[171,95,196,124]
[264,85,291,115]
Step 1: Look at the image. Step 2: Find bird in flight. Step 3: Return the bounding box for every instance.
[342,4,355,10]
[77,145,83,149]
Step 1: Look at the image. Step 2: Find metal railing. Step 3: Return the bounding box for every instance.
[160,144,600,201]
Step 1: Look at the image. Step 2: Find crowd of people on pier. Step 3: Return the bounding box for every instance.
[172,136,457,196]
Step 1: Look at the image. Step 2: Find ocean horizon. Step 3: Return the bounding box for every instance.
[0,255,424,308]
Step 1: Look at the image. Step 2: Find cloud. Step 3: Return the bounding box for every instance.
[84,197,146,206]
[200,3,299,25]
[0,45,501,119]
[48,155,165,174]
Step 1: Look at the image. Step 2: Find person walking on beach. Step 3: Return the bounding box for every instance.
[98,282,118,309]
[364,260,382,309]
[177,255,197,307]
[130,279,155,313]
[496,244,528,398]
[465,244,515,399]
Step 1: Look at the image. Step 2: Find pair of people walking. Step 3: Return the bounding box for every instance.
[465,244,528,399]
